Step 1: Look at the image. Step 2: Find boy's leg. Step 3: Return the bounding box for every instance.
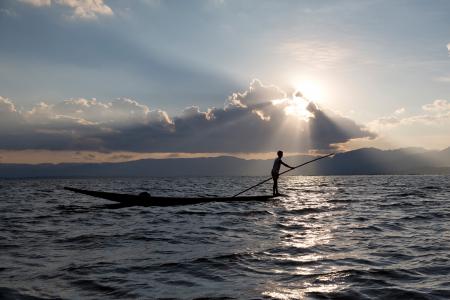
[275,179,278,195]
[272,177,276,195]
[272,174,277,196]
[274,175,278,195]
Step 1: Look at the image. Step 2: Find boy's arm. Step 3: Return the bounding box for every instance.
[281,160,294,169]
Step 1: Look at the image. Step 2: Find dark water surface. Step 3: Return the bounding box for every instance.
[0,175,449,299]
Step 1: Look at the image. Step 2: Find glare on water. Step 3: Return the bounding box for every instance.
[0,175,449,299]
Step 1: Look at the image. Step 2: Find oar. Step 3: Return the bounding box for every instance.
[232,153,335,197]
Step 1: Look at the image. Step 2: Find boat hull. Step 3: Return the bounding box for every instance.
[64,187,277,207]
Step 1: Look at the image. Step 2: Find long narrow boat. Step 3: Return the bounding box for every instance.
[64,187,278,207]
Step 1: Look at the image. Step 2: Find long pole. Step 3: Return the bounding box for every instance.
[232,153,334,197]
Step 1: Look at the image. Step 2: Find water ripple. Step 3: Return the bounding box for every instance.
[0,175,449,299]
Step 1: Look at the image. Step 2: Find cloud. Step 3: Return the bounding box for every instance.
[0,96,18,113]
[226,79,286,108]
[278,40,351,69]
[25,97,170,126]
[435,76,450,83]
[0,8,18,17]
[19,0,113,19]
[447,43,450,56]
[139,0,161,7]
[0,96,24,131]
[369,99,450,130]
[19,0,51,6]
[394,107,405,115]
[369,107,406,127]
[422,99,450,113]
[0,80,374,153]
[57,0,113,19]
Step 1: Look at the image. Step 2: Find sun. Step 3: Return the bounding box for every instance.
[283,98,313,121]
[274,78,327,121]
[272,78,327,120]
[293,80,325,102]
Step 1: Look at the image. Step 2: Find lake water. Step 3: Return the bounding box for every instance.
[0,175,449,299]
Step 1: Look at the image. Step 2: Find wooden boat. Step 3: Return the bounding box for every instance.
[64,187,279,207]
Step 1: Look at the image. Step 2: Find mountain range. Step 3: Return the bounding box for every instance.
[0,147,449,178]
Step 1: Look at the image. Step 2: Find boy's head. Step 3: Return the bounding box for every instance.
[277,150,283,158]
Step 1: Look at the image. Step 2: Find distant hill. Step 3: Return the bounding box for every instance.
[0,147,449,178]
[295,147,450,175]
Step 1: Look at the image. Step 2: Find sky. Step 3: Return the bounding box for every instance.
[0,0,449,163]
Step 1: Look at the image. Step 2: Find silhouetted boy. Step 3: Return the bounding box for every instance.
[271,150,294,196]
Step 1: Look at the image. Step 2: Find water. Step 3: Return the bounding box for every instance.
[0,175,449,299]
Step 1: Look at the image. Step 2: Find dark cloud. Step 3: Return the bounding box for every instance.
[308,108,376,150]
[0,80,375,152]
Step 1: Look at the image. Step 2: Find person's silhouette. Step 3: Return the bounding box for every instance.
[271,150,294,196]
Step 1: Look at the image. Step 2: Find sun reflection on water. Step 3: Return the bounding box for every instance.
[260,176,350,299]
